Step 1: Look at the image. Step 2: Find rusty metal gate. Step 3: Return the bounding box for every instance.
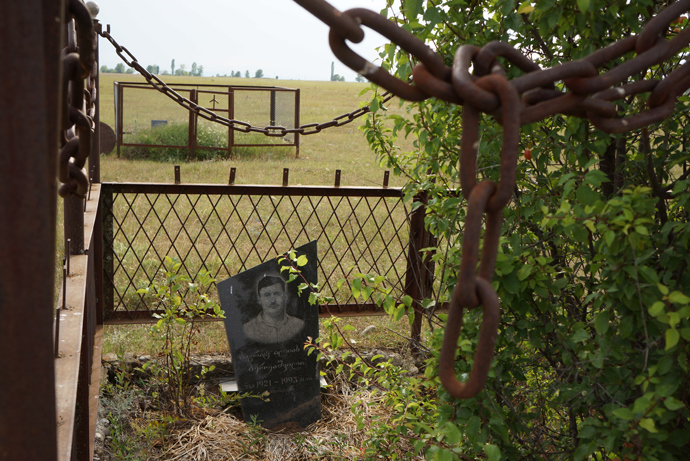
[114,82,300,159]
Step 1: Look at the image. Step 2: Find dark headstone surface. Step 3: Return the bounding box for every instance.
[217,241,320,429]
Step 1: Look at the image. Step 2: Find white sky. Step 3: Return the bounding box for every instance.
[93,0,391,81]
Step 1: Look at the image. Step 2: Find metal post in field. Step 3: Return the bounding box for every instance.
[0,1,64,459]
[189,89,197,160]
[295,89,300,158]
[270,89,276,126]
[404,192,436,356]
[228,87,234,159]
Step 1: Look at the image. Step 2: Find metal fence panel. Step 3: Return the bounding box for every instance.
[102,182,412,322]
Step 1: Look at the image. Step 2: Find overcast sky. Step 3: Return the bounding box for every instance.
[93,0,391,81]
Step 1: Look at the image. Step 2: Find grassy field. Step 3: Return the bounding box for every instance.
[91,74,419,357]
[98,73,412,188]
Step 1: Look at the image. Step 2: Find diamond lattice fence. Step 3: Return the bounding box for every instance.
[101,183,414,322]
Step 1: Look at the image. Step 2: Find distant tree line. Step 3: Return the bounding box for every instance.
[100,63,134,74]
[214,69,266,78]
[100,60,204,76]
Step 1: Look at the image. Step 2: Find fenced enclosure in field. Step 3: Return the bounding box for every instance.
[101,176,440,324]
[114,82,300,160]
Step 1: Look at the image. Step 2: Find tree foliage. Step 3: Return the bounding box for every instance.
[357,1,690,459]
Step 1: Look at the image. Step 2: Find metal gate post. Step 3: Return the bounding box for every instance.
[189,89,197,160]
[404,193,436,356]
[101,186,115,322]
[0,0,65,459]
[295,89,300,158]
[228,88,234,159]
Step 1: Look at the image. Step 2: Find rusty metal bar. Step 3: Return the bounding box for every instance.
[283,168,290,186]
[383,170,390,187]
[174,165,181,184]
[100,181,405,198]
[295,89,301,158]
[94,196,104,325]
[229,167,236,185]
[228,88,234,159]
[102,188,115,324]
[65,196,85,255]
[116,82,122,158]
[335,169,341,187]
[66,239,72,275]
[404,193,436,355]
[0,1,63,459]
[189,89,197,160]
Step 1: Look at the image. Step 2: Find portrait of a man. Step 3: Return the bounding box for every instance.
[243,275,305,344]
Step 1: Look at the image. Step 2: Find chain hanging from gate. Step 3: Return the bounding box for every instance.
[60,0,97,199]
[294,0,690,399]
[99,29,393,136]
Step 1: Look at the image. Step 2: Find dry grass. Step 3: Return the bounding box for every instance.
[102,313,415,360]
[128,374,420,461]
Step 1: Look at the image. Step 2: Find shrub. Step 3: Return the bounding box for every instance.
[120,122,282,162]
[137,256,225,416]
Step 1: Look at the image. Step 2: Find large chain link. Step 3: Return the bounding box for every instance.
[99,29,393,137]
[59,0,97,199]
[296,0,690,399]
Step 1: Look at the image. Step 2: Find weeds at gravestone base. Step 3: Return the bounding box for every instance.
[280,252,437,459]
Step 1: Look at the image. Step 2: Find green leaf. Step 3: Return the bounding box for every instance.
[648,301,665,317]
[174,317,186,326]
[666,328,680,350]
[296,255,308,267]
[669,291,690,304]
[352,278,361,299]
[657,283,669,295]
[444,423,462,445]
[664,396,685,411]
[517,3,534,14]
[612,407,634,420]
[639,418,658,433]
[576,0,590,13]
[576,184,599,206]
[484,444,501,461]
[404,0,423,18]
[594,311,610,335]
[517,264,533,281]
[572,328,590,343]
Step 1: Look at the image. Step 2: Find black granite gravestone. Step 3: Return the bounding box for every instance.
[217,241,320,429]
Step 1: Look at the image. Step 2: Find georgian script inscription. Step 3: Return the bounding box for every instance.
[217,241,321,429]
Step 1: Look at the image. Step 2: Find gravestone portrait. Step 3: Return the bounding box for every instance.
[217,241,320,429]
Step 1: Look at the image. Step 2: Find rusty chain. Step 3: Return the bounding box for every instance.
[99,29,393,137]
[59,0,97,199]
[295,0,690,399]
